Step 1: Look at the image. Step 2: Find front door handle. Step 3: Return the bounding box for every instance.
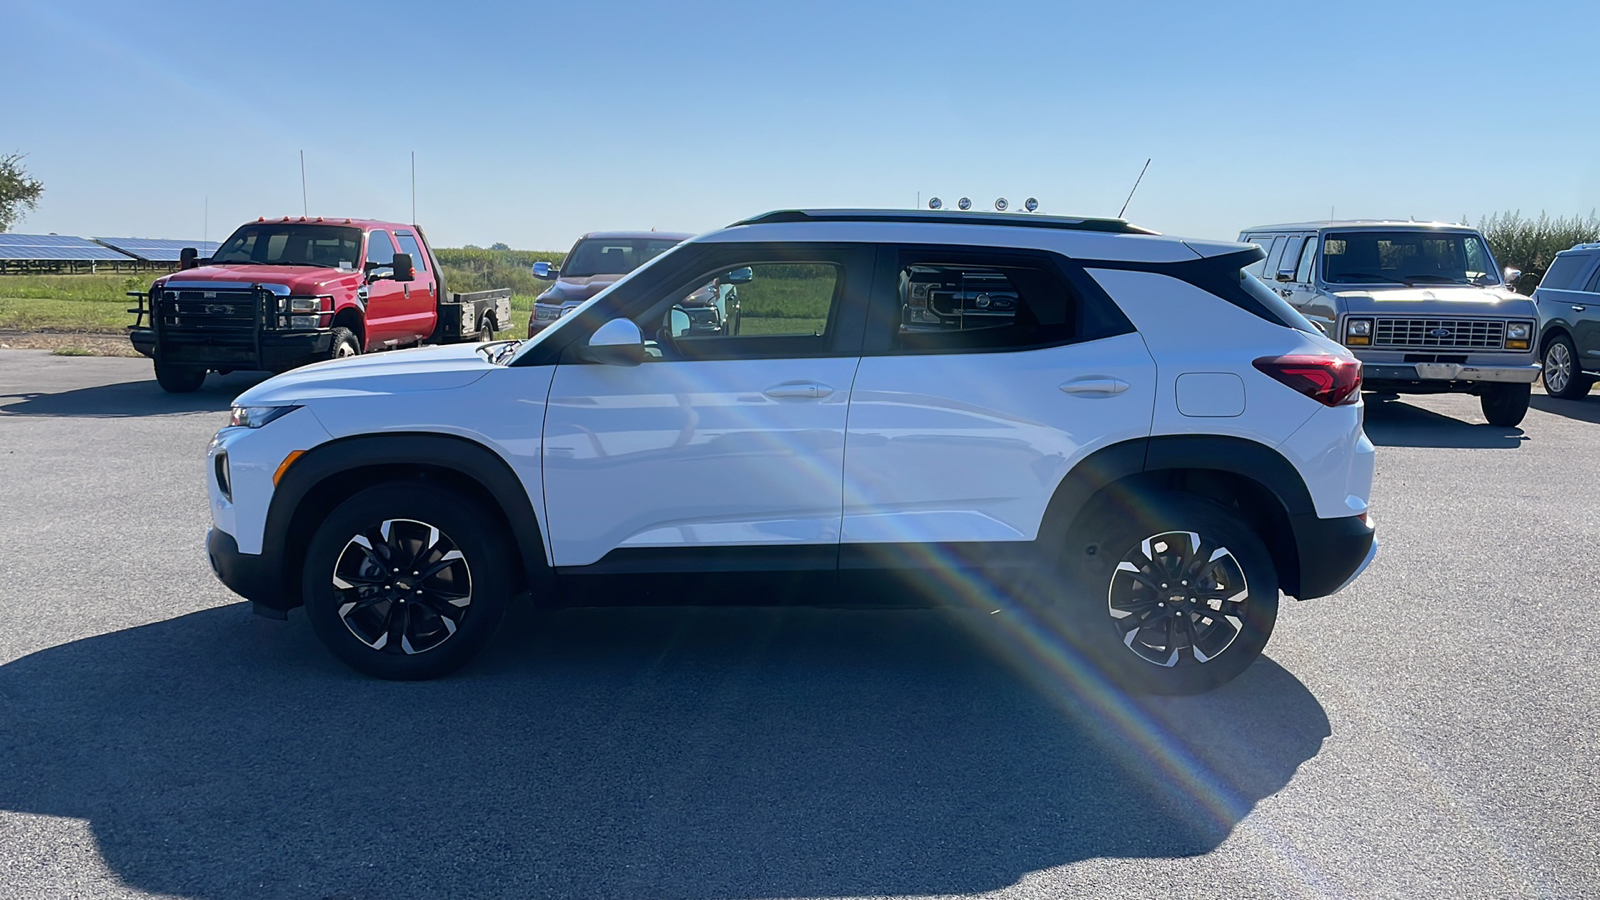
[1573,305,1587,312]
[764,382,833,399]
[1060,377,1130,395]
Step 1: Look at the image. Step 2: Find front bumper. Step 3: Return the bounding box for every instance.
[130,326,334,371]
[207,527,288,616]
[1363,361,1541,390]
[1291,512,1377,599]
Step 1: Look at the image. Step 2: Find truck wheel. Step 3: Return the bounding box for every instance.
[1062,495,1279,695]
[1480,383,1531,427]
[328,326,360,360]
[153,358,206,393]
[301,482,515,680]
[1542,335,1591,399]
[478,321,495,343]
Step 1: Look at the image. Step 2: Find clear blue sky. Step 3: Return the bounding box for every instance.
[5,0,1598,250]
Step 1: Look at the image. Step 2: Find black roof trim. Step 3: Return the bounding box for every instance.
[731,209,1159,236]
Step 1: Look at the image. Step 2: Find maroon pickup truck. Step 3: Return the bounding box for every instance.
[128,216,510,392]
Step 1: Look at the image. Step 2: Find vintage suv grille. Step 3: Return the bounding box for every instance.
[159,289,261,336]
[1372,317,1506,350]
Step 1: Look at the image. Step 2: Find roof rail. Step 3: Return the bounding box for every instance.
[731,209,1159,235]
[1568,242,1600,252]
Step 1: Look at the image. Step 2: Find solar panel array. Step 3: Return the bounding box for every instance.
[0,233,132,262]
[95,237,222,262]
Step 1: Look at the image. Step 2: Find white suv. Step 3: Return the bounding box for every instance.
[206,209,1377,694]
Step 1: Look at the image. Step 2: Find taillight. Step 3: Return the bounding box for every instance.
[1253,355,1362,407]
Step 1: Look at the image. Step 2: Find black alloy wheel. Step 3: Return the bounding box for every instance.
[1063,495,1279,694]
[302,483,514,679]
[1108,530,1251,669]
[330,518,473,656]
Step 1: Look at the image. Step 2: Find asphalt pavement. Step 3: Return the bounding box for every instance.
[0,350,1596,899]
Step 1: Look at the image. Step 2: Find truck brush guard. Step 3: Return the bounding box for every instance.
[128,281,333,370]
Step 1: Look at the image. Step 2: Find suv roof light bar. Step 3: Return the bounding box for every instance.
[732,209,1159,235]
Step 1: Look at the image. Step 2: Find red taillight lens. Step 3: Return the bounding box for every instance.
[1253,355,1362,407]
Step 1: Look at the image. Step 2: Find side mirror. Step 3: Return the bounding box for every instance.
[721,266,754,285]
[532,260,558,280]
[1275,266,1296,283]
[586,317,644,367]
[1503,267,1523,288]
[392,253,415,283]
[180,247,200,270]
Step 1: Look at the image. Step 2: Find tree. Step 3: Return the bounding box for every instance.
[490,242,511,251]
[0,153,45,233]
[1478,211,1600,294]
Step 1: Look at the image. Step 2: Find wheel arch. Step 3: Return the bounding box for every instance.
[1539,321,1574,355]
[332,306,366,350]
[1044,435,1315,598]
[262,432,550,610]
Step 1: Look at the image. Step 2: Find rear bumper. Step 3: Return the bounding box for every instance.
[131,327,334,371]
[1291,513,1377,599]
[1364,361,1540,390]
[207,527,288,615]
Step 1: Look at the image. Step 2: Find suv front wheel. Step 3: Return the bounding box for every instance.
[301,482,514,679]
[1065,496,1279,695]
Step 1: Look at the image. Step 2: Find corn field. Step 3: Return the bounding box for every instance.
[1477,211,1600,293]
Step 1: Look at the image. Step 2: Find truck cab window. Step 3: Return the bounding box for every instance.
[366,231,395,268]
[395,231,430,272]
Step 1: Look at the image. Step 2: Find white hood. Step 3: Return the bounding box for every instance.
[233,342,496,406]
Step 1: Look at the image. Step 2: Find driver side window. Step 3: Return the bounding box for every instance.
[366,231,395,268]
[640,262,841,361]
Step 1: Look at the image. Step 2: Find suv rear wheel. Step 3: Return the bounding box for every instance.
[1542,334,1592,399]
[1064,495,1279,695]
[301,482,514,679]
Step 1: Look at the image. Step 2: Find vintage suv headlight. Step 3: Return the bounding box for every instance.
[1506,322,1531,340]
[1344,318,1373,346]
[229,405,299,428]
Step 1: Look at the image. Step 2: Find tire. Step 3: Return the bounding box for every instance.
[328,326,360,361]
[153,357,206,393]
[1480,382,1531,428]
[1061,494,1279,695]
[478,320,495,343]
[301,482,516,680]
[1542,335,1591,399]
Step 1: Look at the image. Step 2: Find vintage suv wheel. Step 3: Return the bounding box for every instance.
[301,483,513,679]
[1068,496,1279,695]
[1480,382,1531,428]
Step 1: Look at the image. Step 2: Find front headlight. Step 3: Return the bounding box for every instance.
[559,306,576,317]
[1506,322,1531,340]
[229,405,298,428]
[1344,318,1373,345]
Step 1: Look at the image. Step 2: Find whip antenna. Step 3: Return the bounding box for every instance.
[1118,158,1151,219]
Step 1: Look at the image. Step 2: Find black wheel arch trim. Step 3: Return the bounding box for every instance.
[256,432,550,610]
[1045,434,1340,598]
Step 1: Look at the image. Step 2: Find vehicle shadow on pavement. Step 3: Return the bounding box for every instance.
[0,372,266,417]
[0,605,1328,900]
[1362,398,1527,449]
[1529,394,1600,425]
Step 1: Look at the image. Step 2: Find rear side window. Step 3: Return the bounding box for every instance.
[1262,236,1287,278]
[1586,261,1600,293]
[1295,238,1318,283]
[1277,236,1305,278]
[889,255,1079,352]
[1540,254,1591,291]
[1239,272,1317,332]
[394,231,429,272]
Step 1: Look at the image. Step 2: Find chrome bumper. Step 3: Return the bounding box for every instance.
[1364,362,1541,384]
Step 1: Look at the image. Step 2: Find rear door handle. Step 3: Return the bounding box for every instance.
[764,382,833,399]
[1060,377,1130,395]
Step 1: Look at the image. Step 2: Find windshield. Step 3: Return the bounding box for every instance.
[560,238,683,278]
[1322,230,1500,287]
[210,225,364,268]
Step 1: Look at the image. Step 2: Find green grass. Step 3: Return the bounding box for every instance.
[49,346,97,356]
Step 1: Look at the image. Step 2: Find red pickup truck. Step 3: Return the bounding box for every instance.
[128,217,510,392]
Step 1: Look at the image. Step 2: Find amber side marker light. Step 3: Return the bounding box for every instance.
[273,450,306,486]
